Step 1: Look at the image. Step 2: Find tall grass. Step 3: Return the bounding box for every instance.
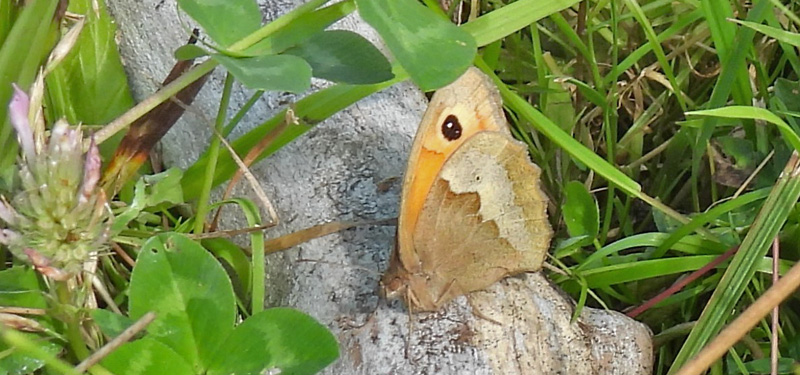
[1,0,799,373]
[480,0,800,372]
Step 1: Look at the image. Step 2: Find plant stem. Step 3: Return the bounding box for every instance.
[0,328,80,375]
[88,59,217,150]
[194,73,234,234]
[54,281,90,362]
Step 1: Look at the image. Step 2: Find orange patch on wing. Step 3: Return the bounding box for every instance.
[400,148,446,247]
[401,115,499,242]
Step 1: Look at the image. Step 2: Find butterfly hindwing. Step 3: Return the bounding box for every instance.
[409,131,551,310]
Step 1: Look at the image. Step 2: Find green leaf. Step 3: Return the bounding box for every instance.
[562,77,608,113]
[652,207,684,233]
[213,54,312,93]
[246,0,354,55]
[0,267,46,308]
[174,44,209,60]
[787,333,800,364]
[0,336,61,375]
[562,181,599,238]
[207,308,338,375]
[142,168,185,209]
[208,198,264,313]
[111,170,184,234]
[101,338,195,375]
[46,0,135,127]
[202,237,252,303]
[717,136,757,168]
[129,233,236,371]
[284,30,393,84]
[91,309,136,340]
[177,0,261,48]
[738,358,797,374]
[111,177,148,234]
[553,235,594,259]
[775,78,800,113]
[545,79,579,131]
[356,0,476,91]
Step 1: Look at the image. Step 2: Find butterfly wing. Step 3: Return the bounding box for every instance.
[409,131,552,310]
[396,68,508,272]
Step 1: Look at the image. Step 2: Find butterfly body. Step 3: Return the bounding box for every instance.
[382,67,552,311]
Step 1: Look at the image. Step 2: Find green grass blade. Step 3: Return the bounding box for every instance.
[211,198,264,315]
[461,0,580,47]
[582,255,719,288]
[602,9,702,86]
[475,60,642,195]
[621,0,686,111]
[731,19,800,47]
[580,253,791,289]
[578,233,728,271]
[0,0,59,177]
[181,74,403,199]
[652,188,770,258]
[688,106,800,152]
[0,0,14,46]
[46,0,135,125]
[691,0,769,207]
[669,153,800,372]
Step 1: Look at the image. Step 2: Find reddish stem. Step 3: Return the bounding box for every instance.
[627,246,739,318]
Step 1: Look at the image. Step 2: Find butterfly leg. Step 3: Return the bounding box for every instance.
[403,290,419,363]
[432,278,461,309]
[335,307,376,330]
[466,294,502,325]
[433,279,501,324]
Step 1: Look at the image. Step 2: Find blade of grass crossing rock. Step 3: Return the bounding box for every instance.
[91,0,350,149]
[181,76,403,199]
[182,0,578,198]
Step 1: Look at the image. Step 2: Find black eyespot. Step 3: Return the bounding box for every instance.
[441,115,462,141]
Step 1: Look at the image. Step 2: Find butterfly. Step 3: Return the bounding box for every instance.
[381,67,552,311]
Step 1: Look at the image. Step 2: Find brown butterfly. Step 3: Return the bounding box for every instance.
[381,67,553,311]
